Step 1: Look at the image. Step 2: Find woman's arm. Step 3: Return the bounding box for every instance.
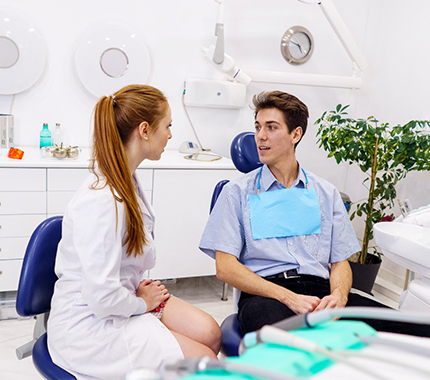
[70,189,141,319]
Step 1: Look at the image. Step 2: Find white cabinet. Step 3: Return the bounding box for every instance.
[0,149,238,290]
[150,169,240,279]
[47,168,90,216]
[134,169,153,203]
[0,168,47,291]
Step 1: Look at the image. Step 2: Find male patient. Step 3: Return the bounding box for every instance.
[200,90,430,337]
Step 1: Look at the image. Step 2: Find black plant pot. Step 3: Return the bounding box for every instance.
[349,254,382,295]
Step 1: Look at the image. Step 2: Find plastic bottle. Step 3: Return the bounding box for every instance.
[40,123,52,148]
[52,123,64,146]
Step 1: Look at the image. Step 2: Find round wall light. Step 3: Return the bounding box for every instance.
[0,10,47,95]
[75,22,153,98]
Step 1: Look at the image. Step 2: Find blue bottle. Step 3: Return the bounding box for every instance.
[40,123,51,148]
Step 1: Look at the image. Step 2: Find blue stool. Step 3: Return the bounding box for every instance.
[220,314,244,357]
[16,216,77,379]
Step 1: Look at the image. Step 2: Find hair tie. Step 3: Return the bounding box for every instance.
[112,95,117,107]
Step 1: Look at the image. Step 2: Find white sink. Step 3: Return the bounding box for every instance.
[373,222,430,278]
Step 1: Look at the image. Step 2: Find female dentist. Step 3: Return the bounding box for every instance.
[47,85,221,379]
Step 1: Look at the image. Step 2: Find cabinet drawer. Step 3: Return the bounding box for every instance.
[0,192,46,215]
[135,169,153,191]
[47,168,89,191]
[0,168,46,191]
[47,191,75,215]
[47,190,153,215]
[0,237,29,259]
[0,215,46,238]
[0,259,22,291]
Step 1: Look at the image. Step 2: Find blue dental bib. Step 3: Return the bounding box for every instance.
[249,167,321,240]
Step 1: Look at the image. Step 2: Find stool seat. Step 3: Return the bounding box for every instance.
[220,313,243,357]
[33,333,76,380]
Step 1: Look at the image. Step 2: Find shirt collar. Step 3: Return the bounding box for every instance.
[258,163,306,192]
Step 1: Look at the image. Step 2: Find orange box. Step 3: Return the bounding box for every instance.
[8,147,24,160]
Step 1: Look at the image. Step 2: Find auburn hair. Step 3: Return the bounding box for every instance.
[90,84,168,257]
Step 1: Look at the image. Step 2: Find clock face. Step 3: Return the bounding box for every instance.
[281,26,314,65]
[289,32,311,60]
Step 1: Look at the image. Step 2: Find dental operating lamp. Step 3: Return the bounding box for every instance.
[201,0,251,86]
[203,0,368,89]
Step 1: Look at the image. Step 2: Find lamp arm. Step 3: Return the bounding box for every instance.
[318,0,368,72]
[213,0,226,64]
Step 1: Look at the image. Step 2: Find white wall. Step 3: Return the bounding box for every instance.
[1,0,430,244]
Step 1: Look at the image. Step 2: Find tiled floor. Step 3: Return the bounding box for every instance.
[0,276,235,380]
[0,276,398,380]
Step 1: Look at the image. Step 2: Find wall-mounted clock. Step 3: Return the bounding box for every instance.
[280,26,314,65]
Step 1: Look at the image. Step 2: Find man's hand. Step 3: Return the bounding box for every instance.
[281,292,321,314]
[313,260,352,312]
[314,289,348,311]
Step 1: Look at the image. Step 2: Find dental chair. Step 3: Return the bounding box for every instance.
[210,131,262,356]
[213,132,353,357]
[15,216,77,380]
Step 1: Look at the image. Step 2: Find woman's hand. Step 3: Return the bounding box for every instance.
[137,279,170,312]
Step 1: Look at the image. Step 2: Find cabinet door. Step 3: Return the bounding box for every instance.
[0,259,22,291]
[0,192,46,215]
[0,237,29,259]
[150,169,239,279]
[0,168,46,191]
[0,215,46,238]
[47,168,90,191]
[47,168,89,215]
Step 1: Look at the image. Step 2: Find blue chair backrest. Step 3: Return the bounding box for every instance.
[210,132,263,214]
[16,216,63,317]
[210,179,230,214]
[230,132,262,174]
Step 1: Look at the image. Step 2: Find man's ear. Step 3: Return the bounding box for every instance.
[292,126,303,144]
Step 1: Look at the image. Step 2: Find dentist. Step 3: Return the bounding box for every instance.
[48,85,221,380]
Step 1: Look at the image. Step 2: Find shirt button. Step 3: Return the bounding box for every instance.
[289,242,293,246]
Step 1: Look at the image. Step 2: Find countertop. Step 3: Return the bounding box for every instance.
[0,147,236,170]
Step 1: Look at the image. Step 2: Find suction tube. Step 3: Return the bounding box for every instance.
[275,307,430,332]
[240,307,430,353]
[165,356,300,380]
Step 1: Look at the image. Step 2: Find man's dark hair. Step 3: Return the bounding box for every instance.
[252,91,309,148]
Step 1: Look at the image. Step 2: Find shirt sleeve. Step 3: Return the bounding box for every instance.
[69,189,141,320]
[330,188,361,263]
[132,297,148,316]
[199,181,245,259]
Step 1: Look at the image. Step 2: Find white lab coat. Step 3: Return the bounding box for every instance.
[47,174,183,380]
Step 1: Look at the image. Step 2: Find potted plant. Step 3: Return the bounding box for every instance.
[315,105,430,292]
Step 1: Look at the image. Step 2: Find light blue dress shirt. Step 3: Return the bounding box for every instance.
[199,164,361,279]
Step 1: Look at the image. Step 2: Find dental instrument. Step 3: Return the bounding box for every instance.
[243,324,430,379]
[268,307,430,333]
[357,334,430,358]
[242,325,392,380]
[165,356,300,380]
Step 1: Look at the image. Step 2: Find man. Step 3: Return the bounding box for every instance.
[199,90,430,336]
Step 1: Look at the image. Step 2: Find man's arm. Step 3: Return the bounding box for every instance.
[216,250,321,315]
[315,260,351,311]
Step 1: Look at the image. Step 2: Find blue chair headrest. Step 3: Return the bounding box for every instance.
[16,216,63,317]
[230,132,262,174]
